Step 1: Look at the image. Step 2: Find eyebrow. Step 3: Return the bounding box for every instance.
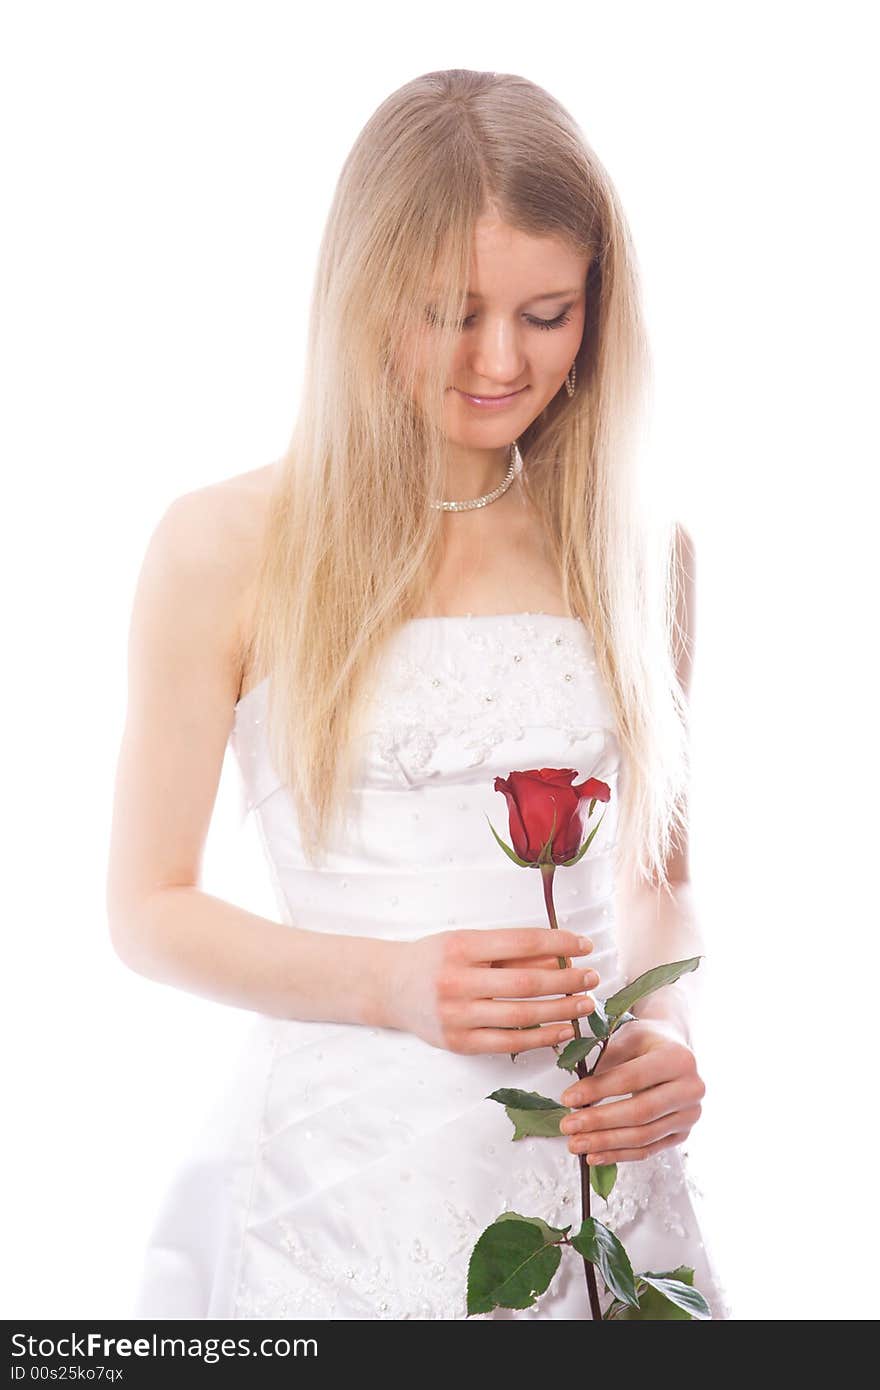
[465,287,579,303]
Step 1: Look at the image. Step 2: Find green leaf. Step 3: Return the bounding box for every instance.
[640,1272,711,1319]
[538,806,559,865]
[587,997,610,1039]
[505,1105,571,1140]
[487,1087,571,1140]
[467,1213,570,1315]
[488,1088,561,1110]
[484,815,533,867]
[602,1293,628,1319]
[570,1218,639,1308]
[589,1163,618,1200]
[609,1009,637,1032]
[603,957,702,1021]
[495,1211,571,1238]
[603,1266,711,1320]
[556,1036,602,1071]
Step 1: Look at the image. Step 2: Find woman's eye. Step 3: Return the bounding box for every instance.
[425,307,573,331]
[526,310,573,331]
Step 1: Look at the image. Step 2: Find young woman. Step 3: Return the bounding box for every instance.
[107,68,731,1320]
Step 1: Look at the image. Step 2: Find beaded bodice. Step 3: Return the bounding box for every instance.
[231,611,620,806]
[183,611,737,1323]
[229,612,627,963]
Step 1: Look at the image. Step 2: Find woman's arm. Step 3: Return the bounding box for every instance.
[612,878,706,1050]
[107,481,600,1053]
[614,523,704,1050]
[105,480,396,1027]
[113,885,399,1026]
[555,527,707,1160]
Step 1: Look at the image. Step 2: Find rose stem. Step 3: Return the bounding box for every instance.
[540,863,603,1321]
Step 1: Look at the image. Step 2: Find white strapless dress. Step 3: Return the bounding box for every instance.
[133,613,732,1320]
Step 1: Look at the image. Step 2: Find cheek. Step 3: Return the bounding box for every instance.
[530,336,575,382]
[550,312,585,363]
[565,308,587,358]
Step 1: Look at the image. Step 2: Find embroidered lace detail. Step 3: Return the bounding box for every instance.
[362,615,619,784]
[231,1145,732,1321]
[230,615,622,809]
[235,1213,482,1321]
[219,616,732,1323]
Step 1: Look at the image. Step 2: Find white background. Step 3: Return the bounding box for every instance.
[2,0,878,1321]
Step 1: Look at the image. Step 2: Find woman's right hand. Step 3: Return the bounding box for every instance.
[386,926,600,1055]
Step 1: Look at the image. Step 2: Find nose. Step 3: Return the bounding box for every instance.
[465,317,527,385]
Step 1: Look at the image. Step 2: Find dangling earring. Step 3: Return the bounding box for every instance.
[565,360,577,398]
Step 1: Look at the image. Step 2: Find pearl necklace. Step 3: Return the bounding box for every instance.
[429,441,522,512]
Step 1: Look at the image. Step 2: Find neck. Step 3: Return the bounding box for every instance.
[442,442,511,502]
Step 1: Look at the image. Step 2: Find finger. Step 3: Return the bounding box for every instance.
[466,1021,578,1056]
[581,1131,693,1166]
[588,1021,694,1069]
[463,927,593,963]
[463,962,600,1001]
[455,990,597,1031]
[492,952,590,971]
[560,1080,696,1136]
[566,1106,702,1157]
[560,1046,683,1108]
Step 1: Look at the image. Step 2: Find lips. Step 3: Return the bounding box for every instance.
[454,386,528,405]
[459,388,524,399]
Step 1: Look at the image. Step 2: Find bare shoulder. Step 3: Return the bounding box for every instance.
[153,461,278,696]
[132,464,278,717]
[107,461,279,934]
[167,459,277,569]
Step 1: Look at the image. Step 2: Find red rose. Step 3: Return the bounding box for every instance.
[494,768,611,866]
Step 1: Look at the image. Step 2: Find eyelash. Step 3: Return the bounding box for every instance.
[425,308,573,332]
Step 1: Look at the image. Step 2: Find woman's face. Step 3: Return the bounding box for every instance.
[411,214,590,443]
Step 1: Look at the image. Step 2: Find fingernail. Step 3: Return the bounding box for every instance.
[577,936,593,953]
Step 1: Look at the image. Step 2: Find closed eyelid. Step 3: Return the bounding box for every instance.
[427,291,580,310]
[425,303,575,323]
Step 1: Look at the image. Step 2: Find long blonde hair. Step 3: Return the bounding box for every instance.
[243,68,690,895]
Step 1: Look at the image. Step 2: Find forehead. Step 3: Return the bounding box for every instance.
[426,281,583,306]
[462,284,581,301]
[430,225,589,301]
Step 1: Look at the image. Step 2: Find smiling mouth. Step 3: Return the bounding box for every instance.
[455,386,527,400]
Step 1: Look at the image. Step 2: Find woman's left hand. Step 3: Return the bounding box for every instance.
[557,1018,705,1164]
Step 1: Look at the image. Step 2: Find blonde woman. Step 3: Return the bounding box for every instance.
[108,69,730,1320]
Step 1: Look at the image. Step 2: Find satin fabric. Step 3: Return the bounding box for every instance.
[134,613,731,1320]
